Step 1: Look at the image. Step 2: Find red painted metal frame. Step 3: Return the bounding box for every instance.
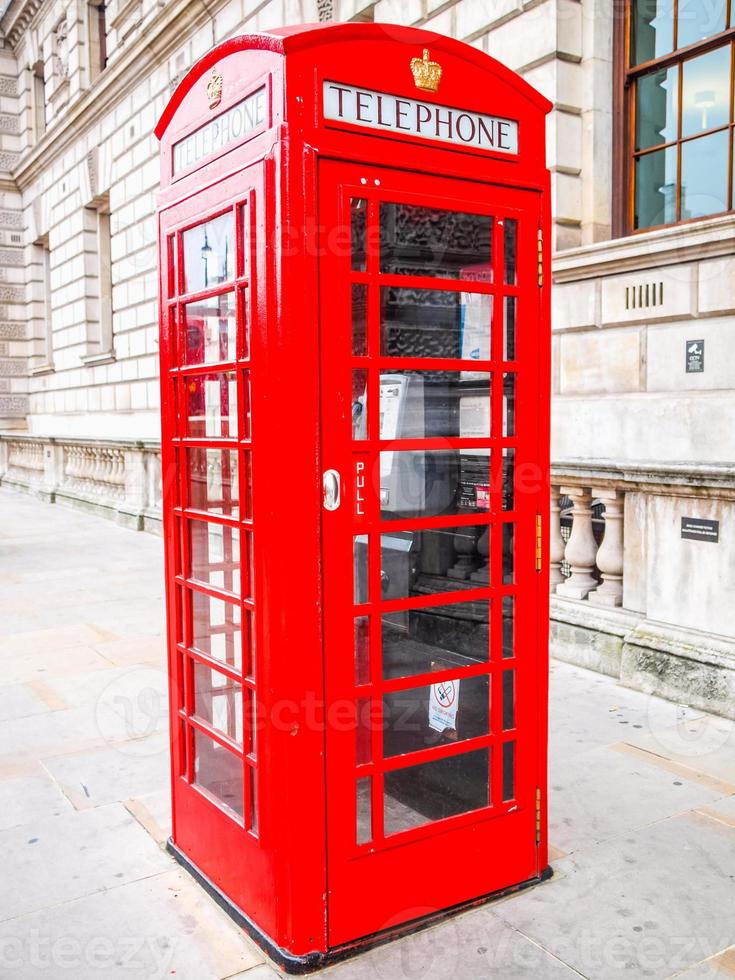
[156,21,551,967]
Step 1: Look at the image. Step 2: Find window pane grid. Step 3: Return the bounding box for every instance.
[167,200,258,832]
[626,12,735,230]
[344,192,526,848]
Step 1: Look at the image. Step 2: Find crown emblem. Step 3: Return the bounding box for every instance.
[410,49,442,93]
[206,68,223,109]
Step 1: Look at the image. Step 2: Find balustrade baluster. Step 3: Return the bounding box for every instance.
[556,486,599,600]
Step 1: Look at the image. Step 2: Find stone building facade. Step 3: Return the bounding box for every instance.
[0,0,733,716]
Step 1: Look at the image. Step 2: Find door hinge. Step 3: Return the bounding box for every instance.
[537,228,543,287]
[535,787,542,845]
[535,513,542,572]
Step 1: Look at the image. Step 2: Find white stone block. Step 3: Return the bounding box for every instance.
[646,316,735,392]
[698,257,735,315]
[600,264,696,326]
[559,327,642,395]
[647,495,735,638]
[552,279,598,331]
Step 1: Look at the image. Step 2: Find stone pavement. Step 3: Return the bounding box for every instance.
[0,485,733,980]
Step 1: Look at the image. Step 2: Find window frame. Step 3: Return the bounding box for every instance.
[613,0,735,236]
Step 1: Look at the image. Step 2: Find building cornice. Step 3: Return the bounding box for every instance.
[552,213,735,282]
[1,0,45,50]
[10,0,222,191]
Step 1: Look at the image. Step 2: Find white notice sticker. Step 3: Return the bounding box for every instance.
[428,678,460,733]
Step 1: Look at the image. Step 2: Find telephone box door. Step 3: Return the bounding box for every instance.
[319,160,548,945]
[158,163,274,934]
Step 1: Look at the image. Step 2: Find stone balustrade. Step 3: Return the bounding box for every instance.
[0,434,162,532]
[551,482,624,607]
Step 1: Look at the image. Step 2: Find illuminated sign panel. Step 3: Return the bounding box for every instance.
[173,86,266,175]
[323,81,518,154]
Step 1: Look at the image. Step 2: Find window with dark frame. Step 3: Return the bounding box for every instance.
[616,0,735,233]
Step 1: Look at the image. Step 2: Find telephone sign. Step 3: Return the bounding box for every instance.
[156,22,551,972]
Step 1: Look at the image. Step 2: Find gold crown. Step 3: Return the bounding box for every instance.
[410,49,442,93]
[207,68,223,109]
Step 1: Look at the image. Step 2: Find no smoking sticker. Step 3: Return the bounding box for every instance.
[428,678,460,733]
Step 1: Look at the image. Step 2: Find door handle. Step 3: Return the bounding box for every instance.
[322,469,341,511]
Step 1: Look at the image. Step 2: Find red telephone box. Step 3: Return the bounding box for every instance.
[155,22,551,972]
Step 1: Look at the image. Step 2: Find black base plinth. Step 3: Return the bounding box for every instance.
[167,838,553,975]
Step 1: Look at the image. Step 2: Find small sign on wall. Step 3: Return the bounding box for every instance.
[681,517,719,543]
[686,339,704,373]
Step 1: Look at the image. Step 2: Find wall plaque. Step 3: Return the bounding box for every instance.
[681,517,719,543]
[686,339,704,373]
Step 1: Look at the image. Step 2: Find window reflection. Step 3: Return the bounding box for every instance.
[384,749,490,835]
[183,212,235,294]
[380,203,492,280]
[634,146,677,229]
[631,0,674,65]
[681,47,730,137]
[183,292,237,365]
[382,599,490,681]
[635,67,678,150]
[681,130,729,220]
[379,371,491,440]
[676,0,726,49]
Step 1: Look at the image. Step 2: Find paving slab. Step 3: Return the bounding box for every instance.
[0,868,263,980]
[319,905,584,980]
[548,740,728,854]
[0,764,72,831]
[42,736,169,810]
[493,810,735,980]
[0,803,171,922]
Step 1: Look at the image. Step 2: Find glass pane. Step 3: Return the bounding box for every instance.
[356,696,372,765]
[194,663,243,744]
[681,46,731,137]
[503,219,517,284]
[354,535,369,604]
[379,371,491,440]
[184,372,238,438]
[356,777,372,844]
[352,284,368,356]
[353,369,368,439]
[382,599,490,681]
[503,297,516,361]
[183,212,235,294]
[351,198,368,271]
[502,670,515,730]
[631,0,674,65]
[379,449,490,519]
[502,740,515,801]
[635,67,678,150]
[248,766,258,833]
[502,595,514,659]
[503,373,516,437]
[634,145,677,229]
[502,524,514,584]
[194,729,243,818]
[383,674,489,758]
[355,615,370,685]
[182,292,236,365]
[380,203,493,280]
[380,524,491,601]
[384,748,490,834]
[677,0,726,49]
[191,591,242,671]
[380,286,491,360]
[187,448,239,517]
[681,130,729,219]
[503,449,515,511]
[190,521,240,594]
